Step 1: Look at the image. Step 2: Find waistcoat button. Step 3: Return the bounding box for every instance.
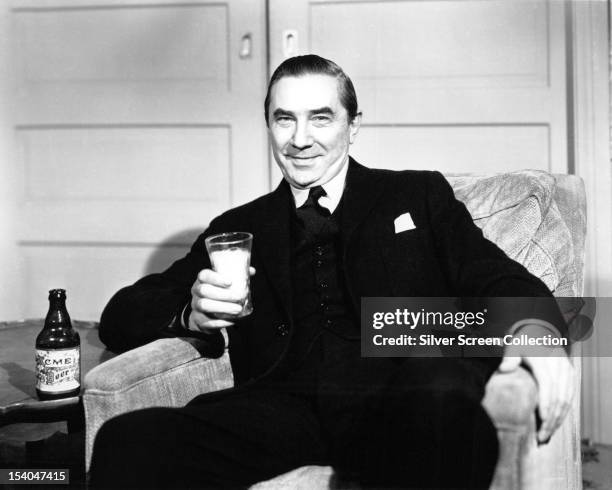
[276,323,289,336]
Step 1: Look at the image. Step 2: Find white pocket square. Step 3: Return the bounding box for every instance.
[394,212,416,233]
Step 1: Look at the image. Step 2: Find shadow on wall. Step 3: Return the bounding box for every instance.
[143,228,204,276]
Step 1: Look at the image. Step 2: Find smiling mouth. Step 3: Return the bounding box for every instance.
[287,155,319,161]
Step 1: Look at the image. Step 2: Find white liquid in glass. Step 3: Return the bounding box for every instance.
[210,247,250,304]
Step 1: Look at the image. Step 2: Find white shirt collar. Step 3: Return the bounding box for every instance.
[289,160,349,213]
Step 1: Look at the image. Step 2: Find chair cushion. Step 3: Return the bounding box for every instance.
[447,171,575,294]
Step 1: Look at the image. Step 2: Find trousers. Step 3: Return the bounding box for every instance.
[89,356,500,490]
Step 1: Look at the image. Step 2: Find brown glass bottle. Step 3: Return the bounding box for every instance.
[35,289,81,400]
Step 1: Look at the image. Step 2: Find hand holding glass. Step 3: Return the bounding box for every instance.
[204,232,253,319]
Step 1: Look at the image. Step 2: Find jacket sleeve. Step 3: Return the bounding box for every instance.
[425,171,567,337]
[98,220,225,355]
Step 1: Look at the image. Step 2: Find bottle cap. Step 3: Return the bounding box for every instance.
[48,289,67,299]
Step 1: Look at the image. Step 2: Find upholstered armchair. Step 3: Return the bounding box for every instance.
[83,171,586,490]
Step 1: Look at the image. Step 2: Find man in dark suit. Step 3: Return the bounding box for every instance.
[90,55,573,489]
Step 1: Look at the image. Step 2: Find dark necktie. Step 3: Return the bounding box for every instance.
[296,185,330,233]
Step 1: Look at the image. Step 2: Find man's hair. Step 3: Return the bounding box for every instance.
[264,54,359,126]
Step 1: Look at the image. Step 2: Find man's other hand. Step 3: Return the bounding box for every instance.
[498,324,574,444]
[188,267,256,332]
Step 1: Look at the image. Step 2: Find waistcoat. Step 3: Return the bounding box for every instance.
[285,200,359,389]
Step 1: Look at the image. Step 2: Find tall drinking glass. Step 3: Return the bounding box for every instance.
[204,232,253,319]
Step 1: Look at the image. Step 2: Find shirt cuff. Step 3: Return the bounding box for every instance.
[507,318,562,337]
[179,302,191,329]
[169,302,229,348]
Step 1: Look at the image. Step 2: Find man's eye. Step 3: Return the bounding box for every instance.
[312,115,332,124]
[275,116,293,125]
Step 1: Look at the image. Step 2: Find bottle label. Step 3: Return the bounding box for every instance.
[35,347,80,393]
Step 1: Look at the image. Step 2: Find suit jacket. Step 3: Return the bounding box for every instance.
[99,159,562,384]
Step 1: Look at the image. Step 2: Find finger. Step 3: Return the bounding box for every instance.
[190,310,233,330]
[498,356,521,373]
[197,269,232,287]
[249,266,256,276]
[536,369,554,442]
[537,356,576,442]
[194,282,246,303]
[539,392,563,442]
[542,380,570,443]
[550,358,574,429]
[194,297,244,317]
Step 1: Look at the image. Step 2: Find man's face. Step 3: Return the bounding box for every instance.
[267,74,361,189]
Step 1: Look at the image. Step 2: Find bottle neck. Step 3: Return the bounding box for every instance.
[45,299,71,329]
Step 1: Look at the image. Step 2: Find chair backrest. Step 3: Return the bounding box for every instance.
[446,171,586,298]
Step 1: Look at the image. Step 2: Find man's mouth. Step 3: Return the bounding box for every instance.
[286,155,319,161]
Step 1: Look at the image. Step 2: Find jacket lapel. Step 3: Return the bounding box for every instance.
[339,159,388,314]
[339,158,387,246]
[251,180,294,320]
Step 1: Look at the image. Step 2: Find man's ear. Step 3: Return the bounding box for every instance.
[348,112,362,144]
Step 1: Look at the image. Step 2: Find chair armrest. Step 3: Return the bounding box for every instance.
[483,367,538,490]
[82,337,234,472]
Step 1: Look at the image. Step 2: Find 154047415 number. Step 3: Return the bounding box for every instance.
[0,469,69,484]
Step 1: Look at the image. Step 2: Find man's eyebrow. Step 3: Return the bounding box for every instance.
[309,107,335,116]
[272,108,294,118]
[271,107,335,118]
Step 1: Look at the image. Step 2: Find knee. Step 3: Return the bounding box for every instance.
[389,358,492,399]
[95,411,137,442]
[419,386,483,415]
[92,408,178,468]
[95,409,157,450]
[384,391,497,459]
[372,387,496,447]
[401,387,490,426]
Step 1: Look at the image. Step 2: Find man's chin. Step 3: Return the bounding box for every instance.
[286,169,322,189]
[290,178,318,189]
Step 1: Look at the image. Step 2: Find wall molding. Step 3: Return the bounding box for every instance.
[570,0,612,444]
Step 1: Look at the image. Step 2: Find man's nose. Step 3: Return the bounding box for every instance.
[291,121,313,149]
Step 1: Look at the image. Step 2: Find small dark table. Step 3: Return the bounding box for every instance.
[0,320,114,439]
